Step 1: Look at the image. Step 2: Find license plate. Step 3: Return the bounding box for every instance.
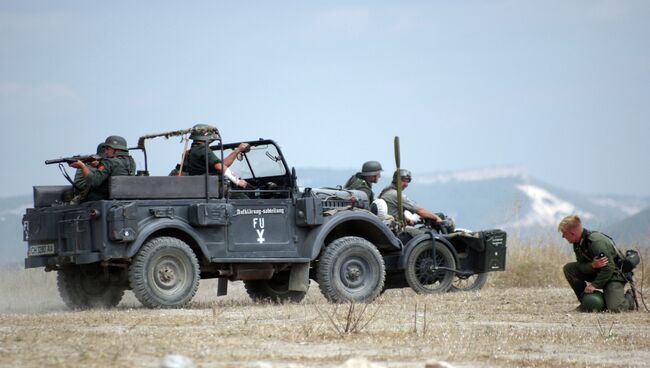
[28,243,55,257]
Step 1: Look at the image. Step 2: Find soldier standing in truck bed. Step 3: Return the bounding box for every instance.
[70,135,136,201]
[70,142,105,204]
[186,124,250,188]
[343,161,383,203]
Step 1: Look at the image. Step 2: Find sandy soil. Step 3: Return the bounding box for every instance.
[1,268,649,368]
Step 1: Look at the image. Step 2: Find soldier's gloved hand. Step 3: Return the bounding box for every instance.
[584,282,596,294]
[591,255,608,269]
[237,178,248,188]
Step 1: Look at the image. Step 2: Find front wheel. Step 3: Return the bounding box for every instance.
[129,236,200,309]
[57,265,125,310]
[317,236,385,303]
[244,271,307,304]
[450,273,489,292]
[405,240,456,294]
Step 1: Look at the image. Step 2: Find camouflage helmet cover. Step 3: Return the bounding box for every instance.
[103,135,128,151]
[190,124,219,141]
[392,169,412,183]
[360,160,383,177]
[581,291,606,312]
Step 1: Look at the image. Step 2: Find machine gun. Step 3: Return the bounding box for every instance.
[45,154,101,165]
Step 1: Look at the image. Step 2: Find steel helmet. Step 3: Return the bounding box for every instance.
[622,249,640,272]
[392,169,412,183]
[581,291,606,312]
[103,136,128,151]
[360,161,383,177]
[190,124,219,141]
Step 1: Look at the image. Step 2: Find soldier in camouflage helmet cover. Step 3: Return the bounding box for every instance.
[378,169,442,226]
[70,135,136,201]
[343,160,383,203]
[186,124,250,188]
[559,215,634,312]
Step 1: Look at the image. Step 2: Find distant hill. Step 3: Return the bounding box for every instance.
[605,207,650,246]
[1,167,648,266]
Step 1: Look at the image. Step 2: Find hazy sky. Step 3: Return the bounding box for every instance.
[1,1,649,197]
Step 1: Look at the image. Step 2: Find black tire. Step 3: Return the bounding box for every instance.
[57,265,125,310]
[129,236,200,309]
[450,273,489,292]
[317,236,385,303]
[243,271,307,304]
[405,240,456,294]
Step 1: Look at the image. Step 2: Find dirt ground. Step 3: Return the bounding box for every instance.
[1,268,649,368]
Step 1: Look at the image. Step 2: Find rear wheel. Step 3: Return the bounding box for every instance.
[57,264,125,310]
[129,236,200,309]
[317,236,385,303]
[451,273,489,292]
[405,240,456,294]
[244,271,307,304]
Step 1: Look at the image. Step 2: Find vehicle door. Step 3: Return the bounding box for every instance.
[224,142,297,257]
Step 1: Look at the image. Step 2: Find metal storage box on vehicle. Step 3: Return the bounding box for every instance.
[476,229,507,272]
[188,203,233,226]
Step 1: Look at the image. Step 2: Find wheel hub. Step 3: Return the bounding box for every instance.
[419,258,437,277]
[346,265,362,281]
[340,258,367,289]
[158,265,176,284]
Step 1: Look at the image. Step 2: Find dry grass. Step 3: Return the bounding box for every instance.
[1,241,650,368]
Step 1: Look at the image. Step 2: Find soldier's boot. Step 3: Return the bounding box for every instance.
[624,290,636,311]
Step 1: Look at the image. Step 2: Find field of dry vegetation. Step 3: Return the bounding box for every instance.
[1,240,649,368]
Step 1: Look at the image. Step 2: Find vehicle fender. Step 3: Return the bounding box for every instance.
[126,218,211,260]
[304,209,401,260]
[398,232,460,270]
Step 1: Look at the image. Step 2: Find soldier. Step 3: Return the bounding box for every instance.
[378,169,442,226]
[70,135,136,201]
[70,142,105,204]
[343,161,383,203]
[186,124,249,188]
[559,215,634,312]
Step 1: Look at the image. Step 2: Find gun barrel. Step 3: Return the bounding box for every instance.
[45,158,68,165]
[45,155,100,165]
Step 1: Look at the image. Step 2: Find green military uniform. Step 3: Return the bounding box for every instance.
[344,173,375,203]
[187,143,221,176]
[378,184,424,237]
[563,229,631,312]
[379,184,419,220]
[85,152,136,201]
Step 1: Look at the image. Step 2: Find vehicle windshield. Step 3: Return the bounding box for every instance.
[224,143,286,180]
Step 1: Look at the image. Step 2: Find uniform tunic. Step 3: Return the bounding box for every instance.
[378,184,419,220]
[85,152,136,201]
[344,174,374,203]
[187,143,221,176]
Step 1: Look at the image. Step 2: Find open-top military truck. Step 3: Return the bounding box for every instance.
[23,126,506,309]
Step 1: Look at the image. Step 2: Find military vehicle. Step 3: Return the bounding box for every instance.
[22,126,506,309]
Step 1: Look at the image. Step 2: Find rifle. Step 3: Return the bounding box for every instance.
[45,154,101,165]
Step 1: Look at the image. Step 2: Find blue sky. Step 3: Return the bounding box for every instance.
[1,1,649,197]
